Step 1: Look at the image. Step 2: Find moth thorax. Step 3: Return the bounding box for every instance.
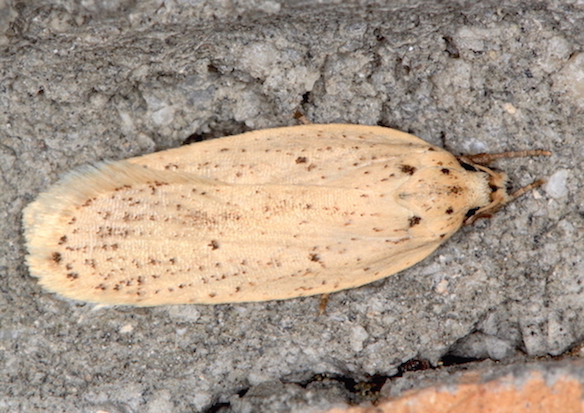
[458,169,493,210]
[396,167,491,226]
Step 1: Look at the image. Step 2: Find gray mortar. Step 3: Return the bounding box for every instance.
[0,0,582,412]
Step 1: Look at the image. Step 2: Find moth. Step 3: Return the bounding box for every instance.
[22,124,549,306]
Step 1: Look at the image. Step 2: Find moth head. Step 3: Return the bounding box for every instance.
[458,158,511,225]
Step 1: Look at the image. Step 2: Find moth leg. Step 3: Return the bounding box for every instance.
[318,293,330,315]
[294,111,312,125]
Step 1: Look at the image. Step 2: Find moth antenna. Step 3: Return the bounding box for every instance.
[508,179,546,202]
[464,150,551,165]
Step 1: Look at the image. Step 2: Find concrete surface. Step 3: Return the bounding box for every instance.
[0,0,582,412]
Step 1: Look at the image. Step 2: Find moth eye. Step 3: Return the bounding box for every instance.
[459,161,478,172]
[465,207,480,219]
[489,184,499,192]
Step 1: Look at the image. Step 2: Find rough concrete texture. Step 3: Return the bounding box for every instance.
[0,0,582,412]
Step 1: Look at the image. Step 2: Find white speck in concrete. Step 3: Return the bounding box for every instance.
[544,169,570,199]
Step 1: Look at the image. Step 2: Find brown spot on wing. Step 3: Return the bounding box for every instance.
[409,216,422,227]
[51,252,62,263]
[400,165,416,175]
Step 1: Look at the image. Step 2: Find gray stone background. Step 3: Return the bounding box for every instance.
[0,0,583,412]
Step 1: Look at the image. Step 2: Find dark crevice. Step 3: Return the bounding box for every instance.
[204,401,231,413]
[202,358,439,412]
[440,354,484,367]
[182,121,251,145]
[396,358,432,376]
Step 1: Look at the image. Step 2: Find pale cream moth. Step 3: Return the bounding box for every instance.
[22,124,550,306]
